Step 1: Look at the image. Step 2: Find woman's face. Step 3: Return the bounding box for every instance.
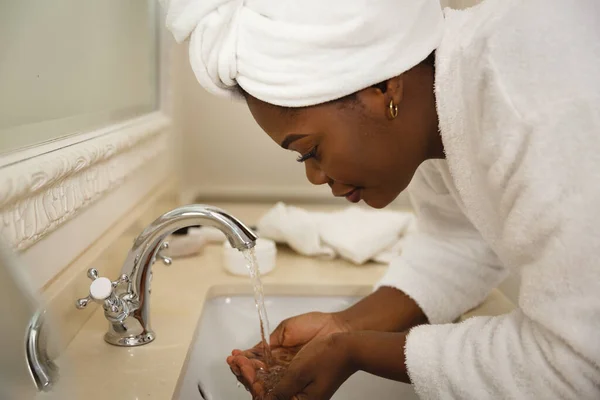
[245,71,440,209]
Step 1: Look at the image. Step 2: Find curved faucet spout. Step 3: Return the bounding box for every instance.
[104,205,258,346]
[133,205,257,252]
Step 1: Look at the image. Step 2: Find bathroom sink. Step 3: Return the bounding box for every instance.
[175,294,419,400]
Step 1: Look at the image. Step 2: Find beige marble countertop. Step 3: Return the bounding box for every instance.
[39,203,515,400]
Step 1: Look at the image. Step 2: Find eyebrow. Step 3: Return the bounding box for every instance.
[280,134,309,149]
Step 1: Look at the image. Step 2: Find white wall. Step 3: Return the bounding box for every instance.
[173,43,338,204]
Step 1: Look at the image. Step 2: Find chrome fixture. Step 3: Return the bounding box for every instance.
[75,205,257,347]
[25,309,59,392]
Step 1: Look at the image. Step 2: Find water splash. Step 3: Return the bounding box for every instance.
[242,248,273,365]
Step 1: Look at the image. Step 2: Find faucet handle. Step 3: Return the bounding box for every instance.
[157,241,172,266]
[75,268,129,311]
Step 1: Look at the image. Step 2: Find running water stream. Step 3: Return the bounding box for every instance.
[242,248,273,366]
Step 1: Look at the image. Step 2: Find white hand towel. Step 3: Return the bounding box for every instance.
[159,0,444,107]
[257,202,414,265]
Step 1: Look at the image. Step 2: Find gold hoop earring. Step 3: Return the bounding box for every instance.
[388,99,398,119]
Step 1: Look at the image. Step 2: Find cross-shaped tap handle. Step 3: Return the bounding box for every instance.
[75,268,129,311]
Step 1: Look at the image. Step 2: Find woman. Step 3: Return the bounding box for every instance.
[162,0,600,398]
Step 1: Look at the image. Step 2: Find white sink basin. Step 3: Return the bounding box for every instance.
[176,294,419,400]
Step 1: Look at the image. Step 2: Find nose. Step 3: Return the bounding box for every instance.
[304,162,329,186]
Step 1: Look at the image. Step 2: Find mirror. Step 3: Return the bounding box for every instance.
[0,0,160,155]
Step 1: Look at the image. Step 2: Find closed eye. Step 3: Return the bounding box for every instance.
[296,146,318,163]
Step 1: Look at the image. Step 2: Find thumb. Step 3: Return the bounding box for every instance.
[250,320,284,349]
[269,319,288,347]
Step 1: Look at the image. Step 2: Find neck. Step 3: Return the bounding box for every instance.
[427,126,445,160]
[424,64,445,160]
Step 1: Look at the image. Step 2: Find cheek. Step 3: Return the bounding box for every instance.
[316,109,406,186]
[319,136,368,183]
[318,126,380,183]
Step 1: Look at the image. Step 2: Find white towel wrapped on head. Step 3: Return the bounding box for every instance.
[257,202,414,265]
[160,0,445,107]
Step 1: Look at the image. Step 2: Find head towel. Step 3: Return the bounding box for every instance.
[161,0,444,107]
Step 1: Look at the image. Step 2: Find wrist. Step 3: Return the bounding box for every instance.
[335,287,428,332]
[339,331,371,373]
[331,331,361,375]
[341,330,411,383]
[331,310,357,332]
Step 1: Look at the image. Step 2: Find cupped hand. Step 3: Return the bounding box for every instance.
[269,311,351,348]
[264,332,356,400]
[227,345,300,399]
[227,312,351,399]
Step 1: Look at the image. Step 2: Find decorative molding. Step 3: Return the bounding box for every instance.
[0,112,171,251]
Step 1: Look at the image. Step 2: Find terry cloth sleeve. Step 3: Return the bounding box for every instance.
[376,161,508,325]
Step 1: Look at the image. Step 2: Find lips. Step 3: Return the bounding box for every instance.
[344,188,361,203]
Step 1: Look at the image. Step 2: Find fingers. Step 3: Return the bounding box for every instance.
[228,359,241,376]
[228,348,281,399]
[252,380,266,398]
[239,359,258,385]
[231,346,263,361]
[230,365,267,398]
[227,349,247,368]
[229,364,253,394]
[270,318,308,348]
[228,353,271,385]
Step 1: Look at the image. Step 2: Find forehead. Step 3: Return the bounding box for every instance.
[246,95,307,144]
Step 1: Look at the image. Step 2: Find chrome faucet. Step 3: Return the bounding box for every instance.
[75,205,257,347]
[25,309,59,391]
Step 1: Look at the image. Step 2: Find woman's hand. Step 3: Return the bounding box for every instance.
[265,332,357,400]
[227,312,351,398]
[266,331,412,400]
[227,287,426,398]
[227,345,300,399]
[269,311,352,348]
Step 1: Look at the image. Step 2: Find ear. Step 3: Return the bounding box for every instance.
[385,76,404,106]
[354,75,404,118]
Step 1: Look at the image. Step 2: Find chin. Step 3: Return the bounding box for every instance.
[362,188,405,209]
[363,196,392,209]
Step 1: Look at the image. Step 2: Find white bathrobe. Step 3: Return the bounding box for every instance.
[377,0,600,398]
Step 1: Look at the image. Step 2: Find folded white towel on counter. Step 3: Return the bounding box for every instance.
[159,0,444,107]
[257,202,415,265]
